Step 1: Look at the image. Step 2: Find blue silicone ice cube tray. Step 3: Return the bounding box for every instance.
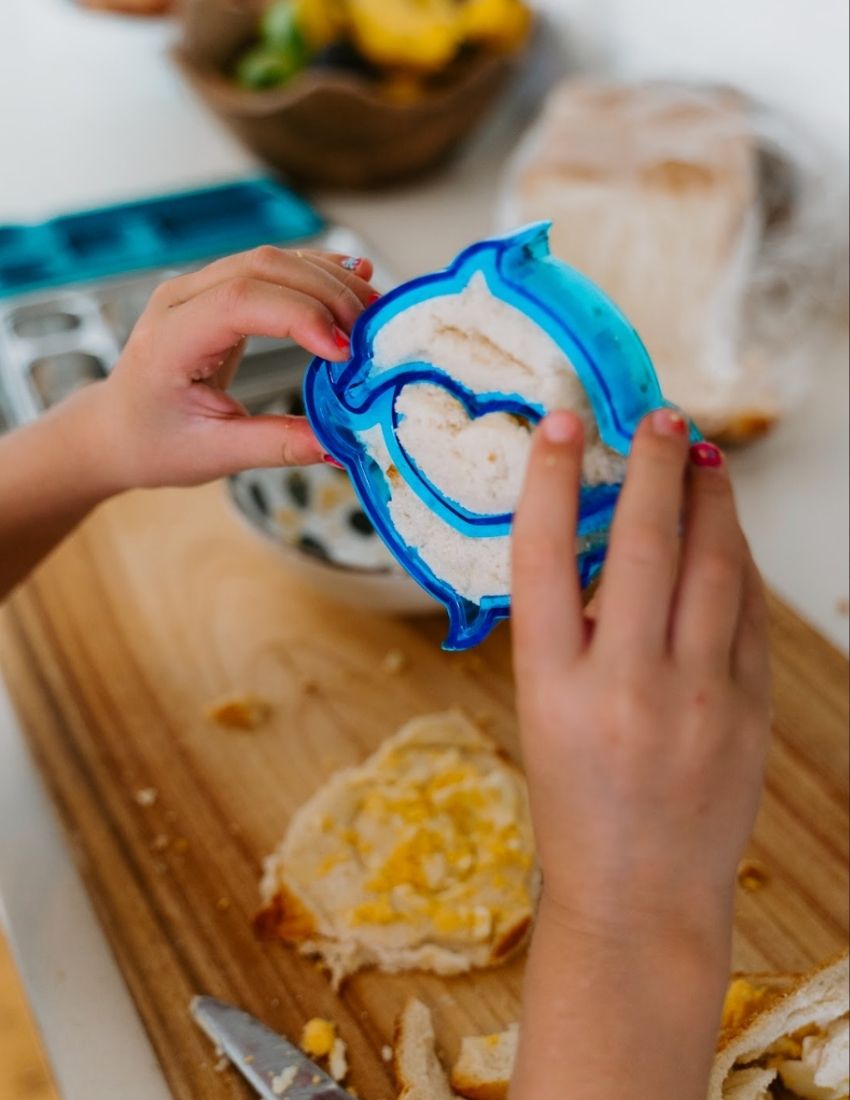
[0,177,324,299]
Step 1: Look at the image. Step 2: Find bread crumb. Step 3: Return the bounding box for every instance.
[270,997,281,1009]
[381,1045,393,1062]
[329,1036,349,1082]
[173,837,190,854]
[216,897,231,911]
[381,649,408,675]
[134,787,158,807]
[737,858,770,892]
[151,834,170,852]
[836,597,849,617]
[206,694,272,731]
[271,1066,298,1095]
[472,709,495,731]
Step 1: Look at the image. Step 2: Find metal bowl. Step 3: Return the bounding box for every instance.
[227,398,437,616]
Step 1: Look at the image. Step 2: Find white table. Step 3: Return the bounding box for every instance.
[0,3,847,1099]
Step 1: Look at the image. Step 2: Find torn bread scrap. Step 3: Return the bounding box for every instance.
[205,694,272,731]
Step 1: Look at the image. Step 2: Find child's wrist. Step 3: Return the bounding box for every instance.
[52,381,129,505]
[535,884,733,966]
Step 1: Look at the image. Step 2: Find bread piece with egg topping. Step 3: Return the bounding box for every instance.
[256,712,537,987]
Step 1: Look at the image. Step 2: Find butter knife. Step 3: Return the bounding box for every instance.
[190,996,351,1100]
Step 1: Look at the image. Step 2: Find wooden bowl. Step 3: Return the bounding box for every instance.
[174,0,526,189]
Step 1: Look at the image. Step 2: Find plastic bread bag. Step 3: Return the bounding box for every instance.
[498,79,850,445]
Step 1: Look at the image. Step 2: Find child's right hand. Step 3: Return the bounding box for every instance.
[512,407,771,936]
[509,408,771,1099]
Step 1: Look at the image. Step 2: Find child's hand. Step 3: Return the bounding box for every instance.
[513,407,770,933]
[509,409,771,1100]
[92,247,376,489]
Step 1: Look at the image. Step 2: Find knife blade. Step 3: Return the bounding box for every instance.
[190,996,351,1100]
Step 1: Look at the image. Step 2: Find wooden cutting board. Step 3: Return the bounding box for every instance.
[1,484,847,1100]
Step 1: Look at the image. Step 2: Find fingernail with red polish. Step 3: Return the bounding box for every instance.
[323,455,345,470]
[331,325,350,350]
[367,292,381,306]
[651,408,688,436]
[691,441,724,468]
[341,257,363,272]
[543,411,579,445]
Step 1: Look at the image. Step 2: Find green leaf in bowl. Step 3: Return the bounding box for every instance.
[261,0,307,52]
[235,43,305,90]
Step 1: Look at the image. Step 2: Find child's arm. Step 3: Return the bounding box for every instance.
[510,409,771,1099]
[0,247,376,598]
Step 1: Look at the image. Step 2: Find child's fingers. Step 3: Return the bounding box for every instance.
[671,446,745,673]
[512,412,586,682]
[174,248,369,332]
[594,409,690,657]
[156,247,374,324]
[733,542,771,702]
[210,414,326,473]
[210,337,248,391]
[163,280,351,371]
[307,250,375,284]
[302,254,379,306]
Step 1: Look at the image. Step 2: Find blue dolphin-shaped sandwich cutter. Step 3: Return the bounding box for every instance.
[304,223,696,651]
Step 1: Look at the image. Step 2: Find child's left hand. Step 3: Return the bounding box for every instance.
[0,246,376,597]
[89,246,376,490]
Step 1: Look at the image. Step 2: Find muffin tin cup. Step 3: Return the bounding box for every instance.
[0,290,122,422]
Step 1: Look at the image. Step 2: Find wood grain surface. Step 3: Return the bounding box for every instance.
[1,483,847,1100]
[0,932,58,1100]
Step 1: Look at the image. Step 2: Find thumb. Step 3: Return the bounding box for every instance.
[209,414,326,476]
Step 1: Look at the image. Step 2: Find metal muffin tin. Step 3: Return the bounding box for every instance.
[0,224,396,429]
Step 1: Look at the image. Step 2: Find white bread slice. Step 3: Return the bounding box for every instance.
[510,80,775,444]
[395,999,458,1100]
[708,951,849,1100]
[256,712,537,988]
[450,1025,518,1100]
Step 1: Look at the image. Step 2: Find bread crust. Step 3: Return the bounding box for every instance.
[254,882,317,943]
[708,950,849,1100]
